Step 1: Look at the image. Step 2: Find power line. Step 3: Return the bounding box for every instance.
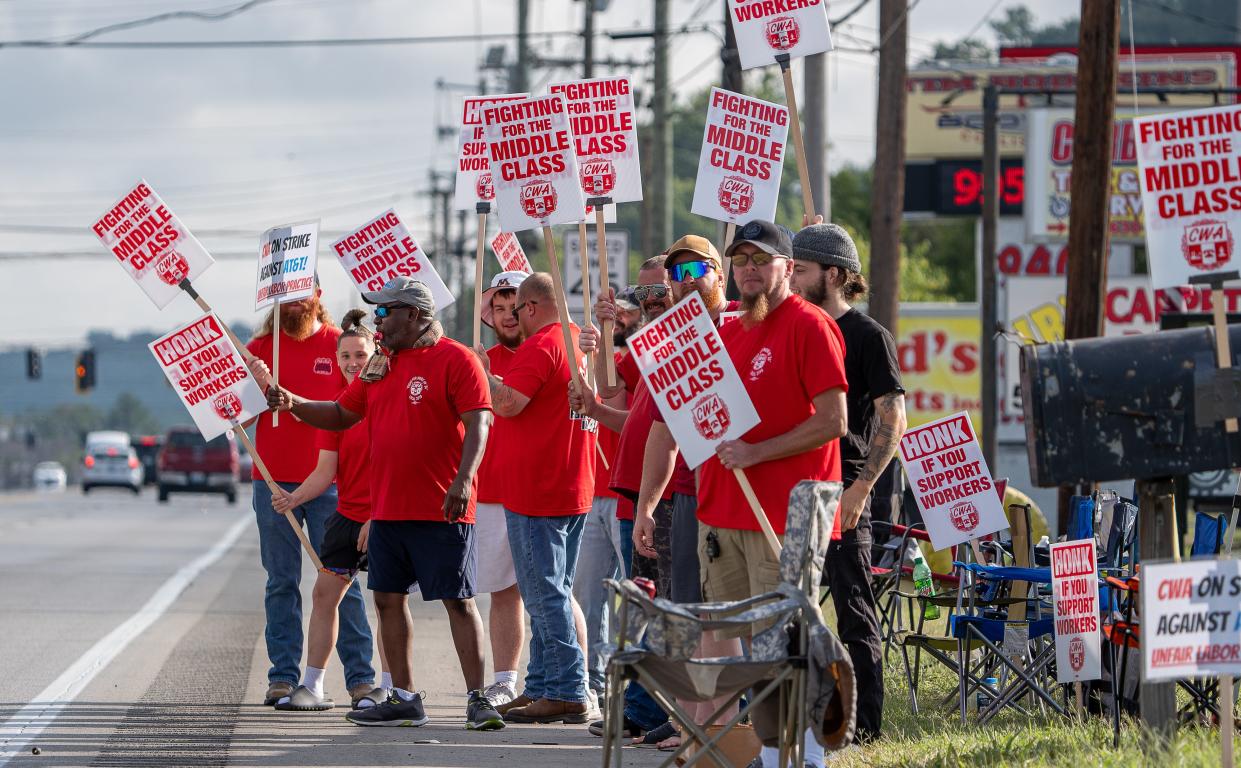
[1132,0,1241,34]
[60,0,285,44]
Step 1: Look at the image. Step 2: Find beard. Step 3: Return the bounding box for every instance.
[700,283,724,312]
[279,301,318,339]
[740,291,770,326]
[800,274,830,307]
[496,324,522,349]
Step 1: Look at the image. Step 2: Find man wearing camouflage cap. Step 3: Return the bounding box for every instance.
[790,222,906,743]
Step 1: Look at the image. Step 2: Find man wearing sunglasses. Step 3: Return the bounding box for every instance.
[700,220,849,768]
[790,222,905,744]
[264,276,503,732]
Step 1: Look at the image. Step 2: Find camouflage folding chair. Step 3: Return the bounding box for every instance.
[600,481,857,768]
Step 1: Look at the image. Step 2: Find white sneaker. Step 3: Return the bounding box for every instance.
[483,681,516,707]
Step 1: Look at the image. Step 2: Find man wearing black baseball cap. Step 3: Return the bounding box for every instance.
[791,222,906,743]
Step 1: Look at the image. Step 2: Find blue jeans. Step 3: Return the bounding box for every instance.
[253,481,374,688]
[619,517,634,578]
[572,497,623,694]
[617,508,668,729]
[505,508,588,703]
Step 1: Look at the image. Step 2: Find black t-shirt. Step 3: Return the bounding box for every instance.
[836,308,904,486]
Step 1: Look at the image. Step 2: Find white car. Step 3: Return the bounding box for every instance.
[33,461,67,491]
[82,430,143,494]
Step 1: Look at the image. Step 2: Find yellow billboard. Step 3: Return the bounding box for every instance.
[897,306,980,430]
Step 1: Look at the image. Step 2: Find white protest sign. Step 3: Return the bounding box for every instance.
[149,313,268,441]
[491,232,532,274]
[482,94,586,232]
[1135,105,1241,290]
[331,208,453,311]
[549,76,642,205]
[1051,539,1102,684]
[726,0,833,70]
[92,179,215,309]
[454,93,529,211]
[691,88,789,225]
[627,293,760,468]
[255,221,319,310]
[898,411,1008,551]
[1141,558,1241,682]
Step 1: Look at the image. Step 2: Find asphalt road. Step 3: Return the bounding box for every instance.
[0,488,662,768]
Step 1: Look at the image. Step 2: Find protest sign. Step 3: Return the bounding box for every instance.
[331,208,453,311]
[491,232,532,274]
[92,179,215,309]
[454,93,529,211]
[898,411,1008,551]
[482,93,586,232]
[255,221,319,311]
[1141,558,1241,681]
[726,0,832,70]
[1051,539,1102,684]
[1135,104,1241,290]
[149,313,268,441]
[549,76,642,205]
[627,293,760,469]
[691,88,789,225]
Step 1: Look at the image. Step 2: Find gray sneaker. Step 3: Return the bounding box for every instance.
[466,690,505,731]
[483,681,516,707]
[344,691,429,727]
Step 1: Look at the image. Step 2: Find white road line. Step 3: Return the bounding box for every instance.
[0,511,251,764]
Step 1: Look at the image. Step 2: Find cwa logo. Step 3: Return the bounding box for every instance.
[476,172,496,201]
[749,347,772,382]
[949,501,980,533]
[520,180,558,219]
[211,391,242,421]
[692,394,732,440]
[313,357,334,375]
[155,250,190,286]
[580,158,616,197]
[407,375,429,405]
[1068,636,1085,672]
[765,15,800,51]
[718,176,755,217]
[1181,218,1234,271]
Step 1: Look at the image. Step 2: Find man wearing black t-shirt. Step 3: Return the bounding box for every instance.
[790,222,907,743]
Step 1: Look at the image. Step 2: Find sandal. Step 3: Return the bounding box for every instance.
[632,721,677,748]
[352,686,389,710]
[273,685,334,712]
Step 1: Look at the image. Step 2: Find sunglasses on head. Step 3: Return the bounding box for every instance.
[729,250,788,268]
[632,284,669,301]
[373,304,412,319]
[669,261,713,282]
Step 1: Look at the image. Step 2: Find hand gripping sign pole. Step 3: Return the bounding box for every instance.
[589,196,618,387]
[474,202,491,348]
[775,53,817,222]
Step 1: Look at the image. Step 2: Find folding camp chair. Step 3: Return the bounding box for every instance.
[601,481,857,768]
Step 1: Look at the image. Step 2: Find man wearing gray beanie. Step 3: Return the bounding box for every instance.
[790,222,907,744]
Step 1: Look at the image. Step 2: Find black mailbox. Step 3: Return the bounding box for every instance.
[1020,326,1241,487]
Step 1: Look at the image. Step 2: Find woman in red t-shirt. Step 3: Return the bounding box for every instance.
[268,310,390,711]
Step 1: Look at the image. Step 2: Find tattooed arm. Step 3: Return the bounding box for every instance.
[839,392,907,532]
[486,374,532,418]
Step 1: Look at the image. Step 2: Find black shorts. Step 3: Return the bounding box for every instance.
[367,520,476,601]
[320,512,368,574]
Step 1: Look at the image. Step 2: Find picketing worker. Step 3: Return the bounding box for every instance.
[264,276,504,732]
[475,272,596,724]
[247,310,390,711]
[700,220,849,768]
[791,222,906,743]
[245,282,374,709]
[470,270,530,708]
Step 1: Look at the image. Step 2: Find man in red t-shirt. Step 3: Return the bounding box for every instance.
[701,220,848,762]
[471,270,529,708]
[475,273,596,724]
[245,284,374,708]
[266,277,503,732]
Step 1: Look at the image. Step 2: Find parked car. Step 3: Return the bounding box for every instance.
[132,435,163,485]
[33,461,67,491]
[157,426,239,504]
[82,430,143,494]
[237,440,253,482]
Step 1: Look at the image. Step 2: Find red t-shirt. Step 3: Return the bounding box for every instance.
[697,296,848,536]
[592,351,629,500]
[337,337,491,523]
[477,344,518,505]
[610,380,666,501]
[500,322,596,517]
[616,494,635,522]
[617,352,640,393]
[247,325,345,483]
[315,419,371,523]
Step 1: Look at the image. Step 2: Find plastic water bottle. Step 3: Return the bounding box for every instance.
[977,677,999,711]
[911,546,940,620]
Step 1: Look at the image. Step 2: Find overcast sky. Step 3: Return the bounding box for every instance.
[0,0,1080,347]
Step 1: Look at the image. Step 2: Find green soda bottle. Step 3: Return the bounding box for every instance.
[911,545,940,620]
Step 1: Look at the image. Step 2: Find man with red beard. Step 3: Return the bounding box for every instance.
[246,284,375,708]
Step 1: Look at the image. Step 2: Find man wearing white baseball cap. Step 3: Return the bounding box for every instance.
[472,270,529,706]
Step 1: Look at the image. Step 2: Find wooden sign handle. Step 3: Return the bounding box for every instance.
[776,54,817,223]
[733,468,781,558]
[474,205,490,349]
[178,280,255,365]
[540,225,582,390]
[272,303,280,428]
[577,220,596,389]
[1211,286,1237,433]
[592,202,618,388]
[722,222,737,295]
[1221,674,1235,768]
[233,424,324,571]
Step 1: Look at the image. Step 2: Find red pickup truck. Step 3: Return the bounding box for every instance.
[157,426,239,504]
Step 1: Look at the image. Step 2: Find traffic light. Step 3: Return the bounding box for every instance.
[75,349,96,393]
[26,348,41,380]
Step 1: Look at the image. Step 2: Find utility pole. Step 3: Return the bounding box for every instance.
[804,53,830,221]
[583,0,594,78]
[652,0,673,250]
[868,0,907,334]
[721,0,742,93]
[514,0,530,92]
[981,85,999,471]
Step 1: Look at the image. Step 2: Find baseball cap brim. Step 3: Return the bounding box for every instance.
[360,287,402,305]
[724,236,779,258]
